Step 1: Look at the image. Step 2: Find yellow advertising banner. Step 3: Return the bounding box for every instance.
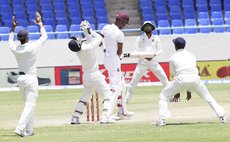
[170,60,230,80]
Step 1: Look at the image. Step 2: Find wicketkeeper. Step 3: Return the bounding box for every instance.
[68,20,117,124]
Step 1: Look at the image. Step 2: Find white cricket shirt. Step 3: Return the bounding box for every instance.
[101,23,124,57]
[76,31,102,74]
[169,49,199,78]
[9,26,47,75]
[134,33,163,59]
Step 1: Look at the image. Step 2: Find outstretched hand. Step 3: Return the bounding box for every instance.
[11,16,18,31]
[32,12,43,26]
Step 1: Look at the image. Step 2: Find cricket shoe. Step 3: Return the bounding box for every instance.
[110,115,120,120]
[117,111,135,120]
[219,116,227,123]
[15,129,34,137]
[155,119,166,126]
[70,116,80,125]
[100,116,116,124]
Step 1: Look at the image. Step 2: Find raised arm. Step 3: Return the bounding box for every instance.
[80,20,102,50]
[9,16,17,50]
[33,12,47,43]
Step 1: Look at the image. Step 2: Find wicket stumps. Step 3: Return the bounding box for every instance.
[86,92,100,122]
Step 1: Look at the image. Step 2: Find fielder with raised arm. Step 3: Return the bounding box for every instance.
[68,20,116,124]
[155,37,226,126]
[100,12,134,119]
[9,12,47,137]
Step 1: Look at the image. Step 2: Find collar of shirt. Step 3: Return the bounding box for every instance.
[112,23,120,30]
[176,49,185,52]
[18,43,29,47]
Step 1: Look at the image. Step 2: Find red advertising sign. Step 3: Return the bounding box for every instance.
[55,63,170,85]
[99,63,170,83]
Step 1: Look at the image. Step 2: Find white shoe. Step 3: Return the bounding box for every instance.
[155,119,166,126]
[100,116,116,124]
[219,116,227,123]
[15,129,33,137]
[71,116,80,124]
[111,115,120,120]
[117,111,135,120]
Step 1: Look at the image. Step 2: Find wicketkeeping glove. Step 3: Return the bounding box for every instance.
[80,20,90,30]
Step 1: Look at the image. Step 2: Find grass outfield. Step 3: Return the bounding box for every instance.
[0,84,229,142]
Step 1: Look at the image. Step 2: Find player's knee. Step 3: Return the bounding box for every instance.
[159,93,168,101]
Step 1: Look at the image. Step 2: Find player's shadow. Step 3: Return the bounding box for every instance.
[1,134,20,138]
[166,122,218,126]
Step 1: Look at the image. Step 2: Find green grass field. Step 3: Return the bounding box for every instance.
[0,84,229,142]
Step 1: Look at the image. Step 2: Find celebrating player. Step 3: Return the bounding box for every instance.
[9,12,47,137]
[155,37,226,126]
[100,12,134,119]
[68,20,116,124]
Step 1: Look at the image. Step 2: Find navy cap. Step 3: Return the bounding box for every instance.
[68,38,82,52]
[116,12,129,24]
[141,21,156,31]
[17,29,28,40]
[172,37,186,49]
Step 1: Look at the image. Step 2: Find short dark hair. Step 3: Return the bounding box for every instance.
[17,30,29,43]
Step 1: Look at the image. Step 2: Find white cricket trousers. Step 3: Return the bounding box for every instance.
[16,75,38,132]
[104,55,122,91]
[159,75,225,119]
[127,59,169,100]
[74,71,113,117]
[104,55,126,113]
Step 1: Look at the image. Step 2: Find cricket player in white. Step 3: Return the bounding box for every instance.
[125,21,191,103]
[101,12,134,118]
[69,20,116,124]
[9,12,47,137]
[156,37,226,126]
[125,21,169,103]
